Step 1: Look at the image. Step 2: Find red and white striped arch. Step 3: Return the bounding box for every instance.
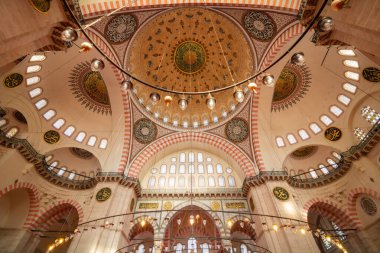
[127,132,256,177]
[347,187,380,228]
[29,200,84,232]
[303,198,360,229]
[80,0,302,18]
[0,182,39,229]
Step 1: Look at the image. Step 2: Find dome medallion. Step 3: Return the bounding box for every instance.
[174,40,206,74]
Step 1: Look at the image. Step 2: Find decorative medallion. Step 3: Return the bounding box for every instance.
[69,62,112,115]
[96,187,112,202]
[290,146,318,159]
[211,201,221,211]
[272,63,311,112]
[273,187,289,201]
[243,11,277,41]
[130,198,135,212]
[134,119,157,144]
[163,201,173,210]
[174,40,207,74]
[29,0,50,13]
[362,67,380,82]
[249,198,255,212]
[70,147,94,159]
[13,111,27,124]
[360,197,377,216]
[105,14,137,44]
[324,127,342,141]
[225,118,249,143]
[3,73,23,88]
[43,130,60,144]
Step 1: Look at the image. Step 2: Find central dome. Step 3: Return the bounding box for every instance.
[126,7,255,129]
[174,40,206,74]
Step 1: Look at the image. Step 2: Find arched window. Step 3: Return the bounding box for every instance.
[87,136,97,146]
[343,60,359,68]
[338,94,351,106]
[5,127,18,138]
[176,243,183,253]
[29,87,42,98]
[179,164,185,174]
[320,115,333,126]
[178,176,185,187]
[319,164,329,174]
[208,176,215,187]
[0,119,7,127]
[188,238,197,253]
[26,76,40,86]
[327,158,338,169]
[207,164,213,174]
[309,123,322,134]
[138,244,145,253]
[26,65,41,73]
[189,152,195,162]
[53,118,65,129]
[338,49,355,56]
[189,164,195,174]
[298,129,310,140]
[48,161,58,171]
[309,168,318,179]
[198,164,204,174]
[57,167,66,176]
[158,177,165,188]
[342,83,357,94]
[75,132,86,142]
[45,155,53,162]
[216,164,223,173]
[228,176,236,187]
[276,137,285,147]
[169,164,176,174]
[240,244,248,253]
[43,109,56,120]
[201,243,209,253]
[68,171,76,180]
[99,138,108,149]
[198,176,205,187]
[287,134,297,144]
[160,164,167,174]
[148,177,156,188]
[35,99,47,110]
[30,55,46,62]
[330,105,343,117]
[168,176,175,187]
[179,153,186,162]
[197,153,203,162]
[64,126,75,137]
[218,176,225,187]
[344,71,359,81]
[332,152,341,160]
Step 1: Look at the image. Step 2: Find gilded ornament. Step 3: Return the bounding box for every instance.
[174,41,206,74]
[360,197,377,216]
[211,201,221,211]
[96,187,112,201]
[4,73,23,88]
[273,187,289,201]
[139,203,159,209]
[225,118,249,143]
[163,201,173,210]
[362,67,380,83]
[225,202,245,209]
[243,11,276,41]
[324,127,342,141]
[29,0,50,13]
[105,14,137,44]
[43,130,60,144]
[134,119,157,144]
